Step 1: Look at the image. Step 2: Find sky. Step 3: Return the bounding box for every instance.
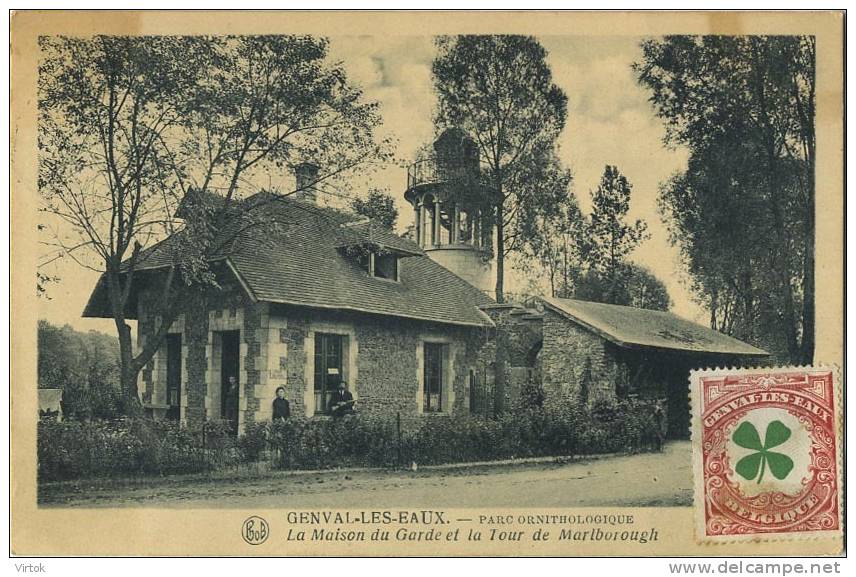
[38,35,702,334]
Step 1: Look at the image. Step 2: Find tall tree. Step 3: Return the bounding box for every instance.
[636,35,815,363]
[38,320,123,419]
[574,264,671,311]
[623,265,671,311]
[351,188,399,230]
[39,36,388,409]
[431,35,568,303]
[587,165,648,303]
[515,157,585,298]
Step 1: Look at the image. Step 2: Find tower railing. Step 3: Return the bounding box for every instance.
[406,156,490,190]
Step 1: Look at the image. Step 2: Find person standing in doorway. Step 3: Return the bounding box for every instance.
[224,375,239,435]
[271,386,291,468]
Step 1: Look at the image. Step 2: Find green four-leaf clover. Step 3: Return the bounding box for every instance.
[732,420,794,484]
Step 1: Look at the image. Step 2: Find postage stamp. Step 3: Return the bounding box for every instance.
[691,366,842,543]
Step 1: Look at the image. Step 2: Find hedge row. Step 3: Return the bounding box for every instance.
[37,398,665,482]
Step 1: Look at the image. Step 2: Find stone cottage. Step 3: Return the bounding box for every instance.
[83,129,767,437]
[461,296,768,438]
[84,186,496,431]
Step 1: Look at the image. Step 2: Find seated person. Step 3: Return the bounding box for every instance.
[328,381,355,417]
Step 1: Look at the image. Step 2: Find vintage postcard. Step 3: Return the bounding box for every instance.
[10,10,844,556]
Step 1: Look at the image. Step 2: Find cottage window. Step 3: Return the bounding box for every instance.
[373,253,398,281]
[423,342,446,412]
[314,333,344,415]
[355,251,370,273]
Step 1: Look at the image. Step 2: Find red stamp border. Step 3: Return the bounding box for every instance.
[691,366,842,543]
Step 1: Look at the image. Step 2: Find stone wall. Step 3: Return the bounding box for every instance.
[264,305,486,429]
[137,272,253,428]
[540,307,619,407]
[137,281,487,432]
[478,304,544,411]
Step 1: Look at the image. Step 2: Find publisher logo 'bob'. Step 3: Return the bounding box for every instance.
[242,516,269,545]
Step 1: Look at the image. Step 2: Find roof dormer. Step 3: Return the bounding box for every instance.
[339,241,401,282]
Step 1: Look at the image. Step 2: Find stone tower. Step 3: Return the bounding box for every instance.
[404,128,494,294]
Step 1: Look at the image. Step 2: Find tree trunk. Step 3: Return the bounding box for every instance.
[799,203,815,364]
[709,288,718,330]
[752,51,801,363]
[108,265,181,417]
[116,317,142,416]
[121,360,142,416]
[495,201,505,304]
[493,199,506,415]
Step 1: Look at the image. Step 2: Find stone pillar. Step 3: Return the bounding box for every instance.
[451,203,460,244]
[433,201,441,246]
[184,293,209,425]
[414,203,421,246]
[253,304,288,423]
[420,202,428,247]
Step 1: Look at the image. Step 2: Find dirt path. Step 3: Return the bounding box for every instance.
[40,441,692,508]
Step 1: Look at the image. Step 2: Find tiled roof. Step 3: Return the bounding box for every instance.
[540,296,768,356]
[335,219,423,256]
[85,193,494,327]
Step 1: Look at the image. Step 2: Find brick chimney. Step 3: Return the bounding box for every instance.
[293,162,319,204]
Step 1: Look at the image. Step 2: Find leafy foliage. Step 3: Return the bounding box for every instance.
[513,154,584,298]
[515,162,668,310]
[635,36,815,363]
[351,188,399,230]
[37,418,206,481]
[38,398,664,482]
[587,165,649,301]
[575,264,671,311]
[38,320,124,419]
[38,35,390,405]
[432,35,568,302]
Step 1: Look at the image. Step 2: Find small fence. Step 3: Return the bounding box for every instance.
[38,414,414,481]
[38,396,666,484]
[468,367,495,417]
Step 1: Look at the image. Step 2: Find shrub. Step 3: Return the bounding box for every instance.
[237,422,269,463]
[38,418,207,481]
[584,397,662,453]
[38,396,664,482]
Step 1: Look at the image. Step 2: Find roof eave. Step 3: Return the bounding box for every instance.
[81,256,253,320]
[615,340,770,357]
[334,240,424,257]
[261,296,494,329]
[538,297,769,357]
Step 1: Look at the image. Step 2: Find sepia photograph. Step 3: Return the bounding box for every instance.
[11,10,844,557]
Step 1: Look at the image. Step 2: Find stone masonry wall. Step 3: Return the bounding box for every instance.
[137,285,486,432]
[478,304,543,410]
[137,273,254,428]
[264,305,486,429]
[540,307,619,407]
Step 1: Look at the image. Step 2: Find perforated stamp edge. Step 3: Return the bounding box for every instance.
[689,364,843,545]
